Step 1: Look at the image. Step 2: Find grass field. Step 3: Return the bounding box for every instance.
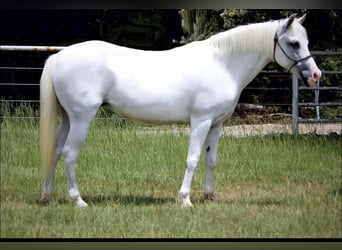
[1,107,341,238]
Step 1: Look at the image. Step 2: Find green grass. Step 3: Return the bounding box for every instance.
[1,110,341,238]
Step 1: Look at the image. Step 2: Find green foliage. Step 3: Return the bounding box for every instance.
[220,9,303,30]
[318,55,341,90]
[179,10,223,42]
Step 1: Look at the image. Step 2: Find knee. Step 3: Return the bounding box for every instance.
[62,146,77,165]
[186,156,200,171]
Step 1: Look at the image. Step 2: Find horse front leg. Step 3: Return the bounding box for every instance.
[179,118,212,208]
[204,122,222,201]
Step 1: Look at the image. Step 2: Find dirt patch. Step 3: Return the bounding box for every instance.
[221,123,342,137]
[135,123,341,137]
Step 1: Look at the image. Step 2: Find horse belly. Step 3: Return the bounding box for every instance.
[105,85,191,123]
[107,93,189,123]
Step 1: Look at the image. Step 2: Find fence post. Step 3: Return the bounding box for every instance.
[292,75,299,134]
[315,82,320,120]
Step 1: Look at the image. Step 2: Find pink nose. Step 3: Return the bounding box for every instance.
[312,69,322,83]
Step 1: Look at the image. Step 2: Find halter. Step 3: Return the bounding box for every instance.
[273,32,313,73]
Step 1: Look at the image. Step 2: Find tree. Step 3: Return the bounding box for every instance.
[179,9,223,42]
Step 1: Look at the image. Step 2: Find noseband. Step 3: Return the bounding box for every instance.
[273,32,313,73]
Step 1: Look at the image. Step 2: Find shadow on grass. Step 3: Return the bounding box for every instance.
[330,187,342,196]
[36,194,289,207]
[37,186,341,207]
[37,183,342,207]
[36,194,176,206]
[242,197,286,206]
[85,194,176,206]
[212,196,288,207]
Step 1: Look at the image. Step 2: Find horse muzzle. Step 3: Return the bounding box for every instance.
[299,67,322,87]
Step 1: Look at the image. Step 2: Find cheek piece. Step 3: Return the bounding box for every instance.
[273,33,313,73]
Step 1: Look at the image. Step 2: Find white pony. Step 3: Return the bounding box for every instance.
[40,14,321,207]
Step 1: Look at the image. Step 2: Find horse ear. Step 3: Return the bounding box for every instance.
[286,13,297,28]
[298,13,307,24]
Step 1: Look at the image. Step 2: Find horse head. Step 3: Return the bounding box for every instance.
[274,14,322,87]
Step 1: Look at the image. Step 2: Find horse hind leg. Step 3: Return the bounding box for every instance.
[203,122,222,201]
[62,109,97,207]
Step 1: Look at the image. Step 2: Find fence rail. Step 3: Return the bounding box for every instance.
[1,45,341,134]
[0,45,65,52]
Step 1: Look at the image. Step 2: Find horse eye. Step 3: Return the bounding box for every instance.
[289,41,300,49]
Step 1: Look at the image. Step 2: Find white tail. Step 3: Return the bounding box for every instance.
[40,56,58,181]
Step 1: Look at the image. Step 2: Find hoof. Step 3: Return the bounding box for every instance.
[179,194,193,208]
[41,193,56,206]
[181,201,193,208]
[203,193,220,201]
[75,198,88,208]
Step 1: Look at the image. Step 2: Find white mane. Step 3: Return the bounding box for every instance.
[207,21,278,57]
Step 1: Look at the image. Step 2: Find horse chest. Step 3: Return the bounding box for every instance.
[212,84,241,121]
[215,97,239,121]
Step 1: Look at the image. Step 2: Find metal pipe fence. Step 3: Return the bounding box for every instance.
[290,50,342,133]
[1,45,341,134]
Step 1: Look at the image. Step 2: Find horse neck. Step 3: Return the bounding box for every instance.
[208,21,278,89]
